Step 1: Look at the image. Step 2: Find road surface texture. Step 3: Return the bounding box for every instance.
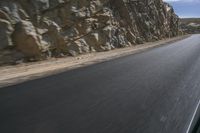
[0,35,200,133]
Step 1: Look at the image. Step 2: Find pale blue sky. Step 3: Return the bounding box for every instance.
[164,0,200,18]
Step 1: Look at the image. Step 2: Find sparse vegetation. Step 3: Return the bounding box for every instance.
[180,18,200,34]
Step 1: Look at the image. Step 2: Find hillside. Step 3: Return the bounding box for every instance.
[180,18,200,34]
[0,0,179,65]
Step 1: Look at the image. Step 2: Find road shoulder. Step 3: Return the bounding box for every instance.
[0,35,190,88]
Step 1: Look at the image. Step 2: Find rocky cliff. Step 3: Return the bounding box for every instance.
[0,0,179,65]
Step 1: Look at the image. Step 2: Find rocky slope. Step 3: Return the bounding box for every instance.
[0,0,179,65]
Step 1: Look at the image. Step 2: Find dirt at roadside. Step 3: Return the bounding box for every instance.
[0,35,190,88]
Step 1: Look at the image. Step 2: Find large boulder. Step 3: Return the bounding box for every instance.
[12,20,41,57]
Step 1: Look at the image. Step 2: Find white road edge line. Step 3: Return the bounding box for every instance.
[186,99,200,133]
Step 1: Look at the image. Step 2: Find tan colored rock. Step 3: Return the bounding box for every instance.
[0,10,11,21]
[12,20,41,57]
[68,39,90,56]
[39,19,67,56]
[85,32,106,51]
[0,19,14,49]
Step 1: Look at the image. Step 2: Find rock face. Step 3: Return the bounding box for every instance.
[0,0,179,65]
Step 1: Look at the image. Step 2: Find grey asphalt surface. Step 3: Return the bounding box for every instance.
[0,35,200,133]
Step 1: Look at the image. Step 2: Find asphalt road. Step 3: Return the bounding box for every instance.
[1,35,200,133]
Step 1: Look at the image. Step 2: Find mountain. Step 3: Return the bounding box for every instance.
[0,0,179,65]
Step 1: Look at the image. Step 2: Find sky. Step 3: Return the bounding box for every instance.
[164,0,200,18]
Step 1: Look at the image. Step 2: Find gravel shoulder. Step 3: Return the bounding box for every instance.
[0,35,190,88]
